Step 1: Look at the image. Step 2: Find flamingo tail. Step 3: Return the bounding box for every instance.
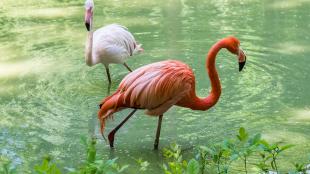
[98,91,124,136]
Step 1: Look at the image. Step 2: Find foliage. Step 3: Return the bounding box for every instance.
[2,128,310,174]
[162,143,199,174]
[34,156,61,174]
[70,137,128,174]
[33,137,130,174]
[135,158,150,172]
[258,140,294,173]
[233,127,262,174]
[0,156,17,174]
[162,128,308,174]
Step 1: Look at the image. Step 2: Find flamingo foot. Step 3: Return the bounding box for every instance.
[154,142,159,150]
[106,109,137,149]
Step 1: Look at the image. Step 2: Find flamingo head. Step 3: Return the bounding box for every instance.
[133,43,144,55]
[84,0,94,31]
[225,36,247,72]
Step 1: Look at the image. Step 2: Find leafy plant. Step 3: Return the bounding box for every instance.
[254,152,270,173]
[2,128,306,174]
[186,159,199,174]
[162,143,199,174]
[258,140,294,173]
[196,146,210,174]
[34,156,61,174]
[234,127,261,174]
[135,158,150,172]
[74,137,128,174]
[293,162,306,173]
[0,156,17,174]
[207,143,233,174]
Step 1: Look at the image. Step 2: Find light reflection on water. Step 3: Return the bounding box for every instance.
[0,0,310,173]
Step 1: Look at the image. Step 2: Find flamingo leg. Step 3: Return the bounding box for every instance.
[108,109,137,148]
[154,115,163,150]
[104,65,112,94]
[123,63,132,72]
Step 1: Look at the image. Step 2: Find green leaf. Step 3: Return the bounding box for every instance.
[249,133,261,145]
[182,160,188,167]
[238,127,248,141]
[199,146,214,156]
[163,164,168,171]
[279,144,294,152]
[230,154,239,161]
[258,140,271,151]
[118,165,129,172]
[213,155,219,163]
[222,139,235,150]
[186,159,199,174]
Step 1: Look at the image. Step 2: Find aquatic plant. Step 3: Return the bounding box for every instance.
[34,156,61,174]
[0,156,17,174]
[2,128,309,174]
[258,140,294,173]
[234,127,262,173]
[162,127,304,174]
[135,158,150,172]
[72,137,128,174]
[163,143,199,174]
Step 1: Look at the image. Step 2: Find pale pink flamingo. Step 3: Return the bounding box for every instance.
[98,36,246,149]
[84,0,143,91]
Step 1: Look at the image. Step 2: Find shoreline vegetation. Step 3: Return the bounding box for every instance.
[1,128,309,174]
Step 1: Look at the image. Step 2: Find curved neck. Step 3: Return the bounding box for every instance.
[191,40,225,110]
[85,19,93,66]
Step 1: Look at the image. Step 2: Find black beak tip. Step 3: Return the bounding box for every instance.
[85,23,90,31]
[239,61,246,72]
[99,104,103,109]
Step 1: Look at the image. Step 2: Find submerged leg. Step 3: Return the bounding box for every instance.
[108,109,137,148]
[154,115,163,150]
[105,65,112,94]
[123,63,132,72]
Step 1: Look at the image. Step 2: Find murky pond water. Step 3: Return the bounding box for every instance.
[1,0,310,173]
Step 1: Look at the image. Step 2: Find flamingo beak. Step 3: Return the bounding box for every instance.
[85,8,92,31]
[238,48,246,72]
[85,23,90,31]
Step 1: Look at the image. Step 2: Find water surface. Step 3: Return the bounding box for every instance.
[1,0,310,173]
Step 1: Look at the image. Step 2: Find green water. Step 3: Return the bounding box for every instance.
[1,0,310,173]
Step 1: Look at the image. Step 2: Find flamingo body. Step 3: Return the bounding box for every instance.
[84,0,143,91]
[99,60,194,117]
[88,24,142,67]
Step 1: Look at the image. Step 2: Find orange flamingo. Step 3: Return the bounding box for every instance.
[98,36,246,149]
